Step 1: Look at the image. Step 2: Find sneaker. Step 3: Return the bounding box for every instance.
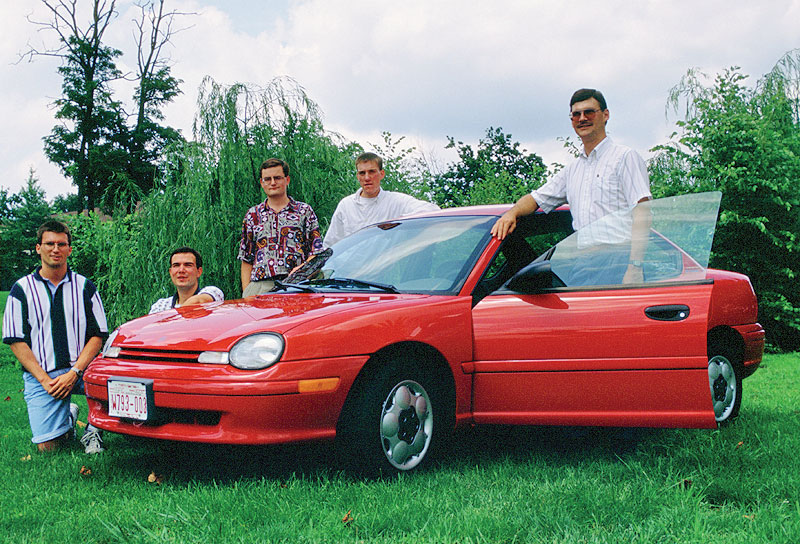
[80,426,104,454]
[67,403,79,439]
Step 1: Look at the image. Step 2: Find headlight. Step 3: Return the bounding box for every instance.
[103,329,120,358]
[228,333,285,370]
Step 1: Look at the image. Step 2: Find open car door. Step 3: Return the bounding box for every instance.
[470,192,722,428]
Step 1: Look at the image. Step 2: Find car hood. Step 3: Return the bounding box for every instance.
[113,293,430,351]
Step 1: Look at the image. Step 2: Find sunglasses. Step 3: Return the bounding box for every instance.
[570,108,602,121]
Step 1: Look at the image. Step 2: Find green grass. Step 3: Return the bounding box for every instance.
[1,291,798,542]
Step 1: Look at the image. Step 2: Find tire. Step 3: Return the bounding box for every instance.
[707,351,743,425]
[336,356,453,477]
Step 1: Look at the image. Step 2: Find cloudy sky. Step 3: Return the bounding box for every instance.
[2,0,799,199]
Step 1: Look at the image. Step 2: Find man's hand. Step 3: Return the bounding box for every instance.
[491,211,518,240]
[45,370,79,400]
[182,293,214,306]
[622,264,644,285]
[491,194,539,240]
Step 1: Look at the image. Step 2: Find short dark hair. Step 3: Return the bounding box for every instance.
[260,158,289,177]
[170,246,202,269]
[570,88,607,111]
[356,152,384,171]
[37,220,71,245]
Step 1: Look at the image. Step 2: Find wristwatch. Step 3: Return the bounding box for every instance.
[70,366,84,378]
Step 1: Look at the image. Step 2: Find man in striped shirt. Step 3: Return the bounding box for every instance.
[2,220,108,453]
[491,88,652,284]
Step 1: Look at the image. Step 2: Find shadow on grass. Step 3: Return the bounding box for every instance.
[99,424,680,484]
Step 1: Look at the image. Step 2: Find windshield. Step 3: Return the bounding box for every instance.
[546,191,722,287]
[287,216,495,294]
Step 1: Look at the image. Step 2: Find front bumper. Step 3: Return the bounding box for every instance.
[85,355,368,444]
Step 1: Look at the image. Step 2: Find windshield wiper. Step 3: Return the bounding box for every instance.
[273,280,318,293]
[312,277,400,293]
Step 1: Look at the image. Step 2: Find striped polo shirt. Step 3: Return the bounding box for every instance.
[2,267,108,373]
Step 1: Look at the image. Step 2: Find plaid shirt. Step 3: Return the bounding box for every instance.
[237,198,324,281]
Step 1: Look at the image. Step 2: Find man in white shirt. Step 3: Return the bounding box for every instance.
[323,152,440,246]
[149,247,224,314]
[491,88,652,284]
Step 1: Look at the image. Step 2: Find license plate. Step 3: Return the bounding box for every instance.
[108,379,153,421]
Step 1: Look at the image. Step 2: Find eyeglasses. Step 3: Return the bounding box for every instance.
[41,242,70,249]
[570,108,602,121]
[261,175,286,183]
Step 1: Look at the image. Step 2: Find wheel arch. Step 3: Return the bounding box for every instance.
[707,326,744,367]
[337,341,456,427]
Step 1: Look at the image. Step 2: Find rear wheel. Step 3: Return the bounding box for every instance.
[708,352,742,424]
[336,356,453,476]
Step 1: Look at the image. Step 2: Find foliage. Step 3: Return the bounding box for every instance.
[42,33,127,214]
[0,170,53,289]
[52,192,84,213]
[650,51,800,350]
[30,0,185,214]
[432,127,548,207]
[78,77,360,325]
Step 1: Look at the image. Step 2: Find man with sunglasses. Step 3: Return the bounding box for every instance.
[491,88,651,284]
[3,220,108,453]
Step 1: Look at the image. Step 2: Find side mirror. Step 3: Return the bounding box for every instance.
[506,261,557,293]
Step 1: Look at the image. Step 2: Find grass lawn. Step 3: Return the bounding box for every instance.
[1,290,798,543]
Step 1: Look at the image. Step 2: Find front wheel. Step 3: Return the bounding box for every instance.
[708,353,742,424]
[336,357,453,476]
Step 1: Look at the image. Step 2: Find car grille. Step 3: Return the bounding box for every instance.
[113,347,202,364]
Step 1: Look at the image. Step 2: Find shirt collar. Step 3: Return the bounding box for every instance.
[262,197,300,213]
[32,266,72,289]
[170,285,201,308]
[355,188,383,203]
[581,136,612,159]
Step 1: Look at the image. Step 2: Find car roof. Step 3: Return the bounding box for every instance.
[402,204,570,219]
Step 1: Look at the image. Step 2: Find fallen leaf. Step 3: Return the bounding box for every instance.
[20,454,31,462]
[79,466,92,476]
[76,420,86,429]
[736,441,744,449]
[680,479,692,489]
[147,471,164,485]
[4,396,11,401]
[743,514,755,520]
[342,510,354,525]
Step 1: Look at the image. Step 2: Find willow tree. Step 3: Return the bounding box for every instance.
[91,77,359,323]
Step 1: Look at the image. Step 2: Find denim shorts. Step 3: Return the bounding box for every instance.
[22,368,85,444]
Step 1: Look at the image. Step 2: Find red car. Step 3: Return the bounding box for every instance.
[85,192,764,475]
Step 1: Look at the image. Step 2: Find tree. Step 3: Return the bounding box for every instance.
[432,127,548,208]
[110,0,185,211]
[25,0,186,213]
[650,51,800,350]
[25,0,125,213]
[0,170,53,289]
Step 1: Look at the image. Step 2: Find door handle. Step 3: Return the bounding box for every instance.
[644,305,690,321]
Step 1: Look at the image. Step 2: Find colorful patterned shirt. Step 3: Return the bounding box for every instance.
[238,198,324,281]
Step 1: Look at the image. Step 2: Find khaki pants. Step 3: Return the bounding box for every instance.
[242,279,277,297]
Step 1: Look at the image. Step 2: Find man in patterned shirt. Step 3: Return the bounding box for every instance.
[491,88,652,284]
[238,158,324,296]
[149,247,224,314]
